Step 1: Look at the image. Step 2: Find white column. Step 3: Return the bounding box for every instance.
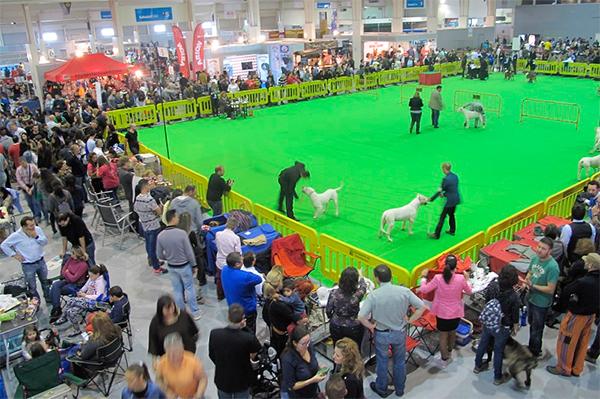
[352,0,363,64]
[247,0,261,42]
[392,0,404,34]
[88,18,97,53]
[484,0,496,27]
[458,0,468,28]
[22,5,43,101]
[37,20,48,59]
[426,0,439,33]
[109,0,125,59]
[304,0,316,40]
[186,0,195,28]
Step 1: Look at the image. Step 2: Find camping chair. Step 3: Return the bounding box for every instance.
[63,337,125,397]
[95,203,135,249]
[406,335,422,366]
[14,350,61,398]
[408,308,439,358]
[115,299,133,353]
[83,182,113,228]
[271,234,320,278]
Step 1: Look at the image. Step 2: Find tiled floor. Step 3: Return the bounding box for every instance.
[0,208,598,398]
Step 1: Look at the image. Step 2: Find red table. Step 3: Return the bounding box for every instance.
[513,216,570,241]
[480,238,539,275]
[419,72,442,85]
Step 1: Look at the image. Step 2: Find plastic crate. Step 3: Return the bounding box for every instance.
[456,319,473,346]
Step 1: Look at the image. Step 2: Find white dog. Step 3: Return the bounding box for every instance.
[458,107,485,128]
[578,155,600,180]
[589,127,600,153]
[301,183,343,219]
[379,194,429,241]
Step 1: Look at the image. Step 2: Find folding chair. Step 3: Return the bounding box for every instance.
[406,335,422,366]
[95,203,135,249]
[271,234,320,278]
[63,337,126,397]
[83,182,113,228]
[409,308,439,358]
[115,299,133,353]
[14,350,61,398]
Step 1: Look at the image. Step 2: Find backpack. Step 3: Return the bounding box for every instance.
[479,298,503,333]
[57,195,72,214]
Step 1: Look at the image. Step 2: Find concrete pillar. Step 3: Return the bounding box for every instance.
[304,0,316,40]
[247,0,261,42]
[186,0,195,29]
[485,0,496,27]
[352,0,363,64]
[109,0,125,59]
[88,18,97,53]
[22,5,43,101]
[37,20,47,59]
[458,0,468,28]
[426,0,439,33]
[392,0,404,34]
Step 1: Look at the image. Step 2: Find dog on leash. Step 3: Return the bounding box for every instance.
[379,194,429,241]
[504,70,514,80]
[458,107,485,129]
[301,183,343,219]
[578,155,600,179]
[526,71,537,83]
[589,126,600,153]
[503,337,539,390]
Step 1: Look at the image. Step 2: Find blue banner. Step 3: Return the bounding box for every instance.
[405,0,424,8]
[134,7,173,23]
[316,2,331,8]
[100,10,112,19]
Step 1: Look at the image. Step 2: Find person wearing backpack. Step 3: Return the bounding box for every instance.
[419,255,472,367]
[47,182,74,236]
[474,265,521,385]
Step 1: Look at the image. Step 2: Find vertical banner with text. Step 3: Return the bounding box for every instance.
[172,25,190,78]
[192,24,206,74]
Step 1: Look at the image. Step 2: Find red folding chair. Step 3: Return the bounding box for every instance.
[409,308,439,358]
[271,234,320,278]
[406,336,422,366]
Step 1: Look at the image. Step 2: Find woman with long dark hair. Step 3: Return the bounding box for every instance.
[418,255,472,366]
[326,267,367,346]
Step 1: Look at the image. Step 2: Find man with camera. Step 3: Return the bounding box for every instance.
[207,165,234,216]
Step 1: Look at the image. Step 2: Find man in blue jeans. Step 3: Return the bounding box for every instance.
[358,264,426,398]
[156,209,201,320]
[525,237,559,358]
[1,216,49,300]
[134,179,167,275]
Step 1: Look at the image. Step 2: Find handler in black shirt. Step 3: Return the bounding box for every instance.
[408,91,424,134]
[208,304,261,398]
[206,165,233,216]
[277,161,309,221]
[57,212,95,266]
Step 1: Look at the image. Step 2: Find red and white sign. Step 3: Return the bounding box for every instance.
[172,25,190,78]
[192,24,206,74]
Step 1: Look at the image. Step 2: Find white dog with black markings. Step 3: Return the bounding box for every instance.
[578,154,600,180]
[458,107,485,128]
[379,194,429,241]
[301,183,343,219]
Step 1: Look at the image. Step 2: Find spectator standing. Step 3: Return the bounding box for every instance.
[206,166,233,216]
[96,156,120,201]
[214,218,242,301]
[358,264,426,398]
[221,252,262,334]
[169,185,206,232]
[148,295,199,360]
[428,162,460,239]
[208,304,262,398]
[418,255,472,366]
[428,85,443,128]
[547,253,600,377]
[525,237,560,358]
[408,91,423,134]
[134,179,167,274]
[326,267,367,346]
[332,338,365,399]
[156,333,208,399]
[117,157,135,214]
[16,156,41,221]
[122,363,165,399]
[473,266,520,385]
[156,210,202,320]
[560,204,596,264]
[57,212,96,266]
[0,216,49,300]
[65,144,87,190]
[125,124,140,155]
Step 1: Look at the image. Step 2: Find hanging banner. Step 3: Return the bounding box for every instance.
[172,25,190,78]
[192,24,206,74]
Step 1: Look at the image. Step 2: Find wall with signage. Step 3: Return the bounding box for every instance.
[117,3,189,26]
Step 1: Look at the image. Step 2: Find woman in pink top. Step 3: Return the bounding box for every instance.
[418,255,472,365]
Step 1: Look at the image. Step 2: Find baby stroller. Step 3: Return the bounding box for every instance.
[250,342,280,399]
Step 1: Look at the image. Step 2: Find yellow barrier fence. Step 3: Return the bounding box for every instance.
[517,59,527,72]
[299,81,328,99]
[364,73,379,89]
[222,191,254,213]
[484,202,545,244]
[229,88,269,107]
[378,69,402,86]
[107,105,158,130]
[589,64,600,79]
[410,231,486,286]
[157,99,197,122]
[559,62,589,77]
[520,97,581,129]
[252,204,320,255]
[400,66,421,83]
[535,60,559,75]
[544,179,589,218]
[328,77,354,94]
[197,96,213,116]
[319,234,411,286]
[453,89,503,116]
[269,84,300,103]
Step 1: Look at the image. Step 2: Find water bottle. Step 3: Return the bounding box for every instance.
[520,306,528,327]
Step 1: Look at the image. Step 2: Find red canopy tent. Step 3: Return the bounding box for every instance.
[44,53,130,82]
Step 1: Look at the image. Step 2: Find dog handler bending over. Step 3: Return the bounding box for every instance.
[277,161,309,221]
[462,101,486,127]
